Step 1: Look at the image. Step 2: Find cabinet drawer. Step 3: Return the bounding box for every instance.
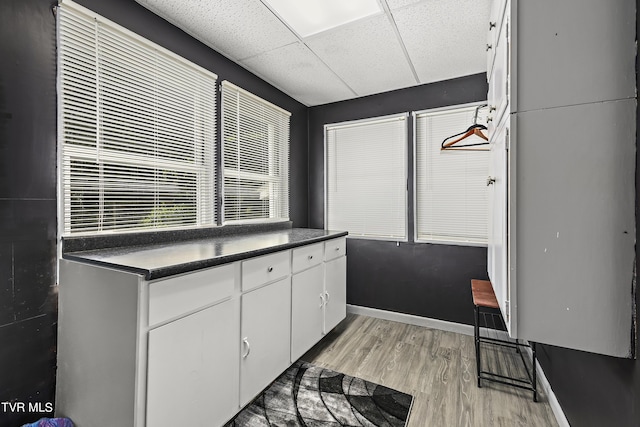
[242,250,290,292]
[292,243,323,273]
[324,238,346,261]
[148,263,235,327]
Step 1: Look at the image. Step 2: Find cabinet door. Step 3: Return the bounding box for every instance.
[487,116,510,333]
[240,278,291,406]
[291,264,324,362]
[324,256,346,333]
[147,299,239,427]
[488,9,510,135]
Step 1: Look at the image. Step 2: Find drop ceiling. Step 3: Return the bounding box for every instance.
[134,0,491,106]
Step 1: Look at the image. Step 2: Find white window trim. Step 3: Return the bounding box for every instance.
[57,0,218,237]
[220,80,291,225]
[324,113,409,242]
[412,101,489,247]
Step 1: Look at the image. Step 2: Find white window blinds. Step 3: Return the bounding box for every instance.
[414,104,489,244]
[325,115,407,240]
[58,1,217,235]
[221,81,290,224]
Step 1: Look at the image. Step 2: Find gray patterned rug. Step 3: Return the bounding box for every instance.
[225,360,413,427]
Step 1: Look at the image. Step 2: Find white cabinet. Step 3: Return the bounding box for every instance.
[240,277,291,406]
[291,238,347,361]
[146,299,239,426]
[324,255,347,333]
[486,0,636,357]
[56,234,347,426]
[291,264,325,361]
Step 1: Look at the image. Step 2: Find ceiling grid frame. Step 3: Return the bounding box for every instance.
[134,0,491,106]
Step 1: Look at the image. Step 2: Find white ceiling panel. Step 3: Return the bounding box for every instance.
[240,42,356,106]
[393,0,490,84]
[305,13,418,97]
[385,0,424,11]
[134,0,490,106]
[135,0,298,61]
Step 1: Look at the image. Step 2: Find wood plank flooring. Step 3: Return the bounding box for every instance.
[302,314,559,427]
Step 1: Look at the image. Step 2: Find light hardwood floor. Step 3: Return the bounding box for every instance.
[302,313,559,427]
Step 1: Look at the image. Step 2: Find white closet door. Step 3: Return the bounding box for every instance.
[488,116,511,333]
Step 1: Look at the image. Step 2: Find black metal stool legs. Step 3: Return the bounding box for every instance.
[474,304,481,388]
[532,342,538,402]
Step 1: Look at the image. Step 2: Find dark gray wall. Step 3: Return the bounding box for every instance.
[0,1,58,425]
[0,0,307,424]
[308,74,490,324]
[532,2,640,424]
[309,71,640,426]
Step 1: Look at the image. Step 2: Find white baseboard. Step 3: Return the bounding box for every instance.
[346,304,570,427]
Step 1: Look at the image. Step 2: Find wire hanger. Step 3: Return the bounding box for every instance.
[441,104,489,151]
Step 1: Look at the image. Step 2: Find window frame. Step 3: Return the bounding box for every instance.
[220,80,291,225]
[57,0,217,237]
[324,113,409,242]
[412,101,489,247]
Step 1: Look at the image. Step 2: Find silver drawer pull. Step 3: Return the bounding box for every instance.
[324,291,330,303]
[486,44,493,51]
[335,247,340,251]
[487,176,496,186]
[242,337,251,358]
[489,21,496,30]
[319,294,325,308]
[308,255,313,260]
[267,266,273,273]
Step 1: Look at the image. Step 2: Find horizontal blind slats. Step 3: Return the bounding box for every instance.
[59,3,216,235]
[326,115,407,240]
[415,105,488,244]
[221,81,290,224]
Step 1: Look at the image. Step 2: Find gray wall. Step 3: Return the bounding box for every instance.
[308,74,490,324]
[1,0,638,425]
[0,0,307,425]
[308,71,640,425]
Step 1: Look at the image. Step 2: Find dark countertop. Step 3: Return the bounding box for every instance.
[62,228,348,280]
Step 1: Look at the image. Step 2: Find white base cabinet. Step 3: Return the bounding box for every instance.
[56,236,347,426]
[291,265,325,361]
[147,299,239,426]
[240,277,291,406]
[291,239,347,362]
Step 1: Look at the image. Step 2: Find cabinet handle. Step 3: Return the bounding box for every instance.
[486,44,493,51]
[487,176,496,186]
[324,291,330,303]
[489,21,496,30]
[319,294,325,308]
[489,105,496,112]
[487,117,493,123]
[242,337,251,358]
[335,247,340,251]
[308,255,313,260]
[267,266,273,273]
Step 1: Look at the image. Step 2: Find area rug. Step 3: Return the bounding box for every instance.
[225,360,413,427]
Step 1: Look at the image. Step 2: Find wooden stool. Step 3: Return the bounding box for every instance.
[471,279,538,401]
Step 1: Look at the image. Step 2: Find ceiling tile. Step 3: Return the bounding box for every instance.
[240,42,356,106]
[384,0,424,11]
[305,14,417,97]
[393,0,490,83]
[135,0,298,61]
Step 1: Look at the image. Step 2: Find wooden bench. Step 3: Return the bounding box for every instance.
[471,279,538,401]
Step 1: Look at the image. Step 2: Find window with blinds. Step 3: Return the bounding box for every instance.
[221,81,290,224]
[325,114,407,240]
[414,104,489,245]
[58,1,217,235]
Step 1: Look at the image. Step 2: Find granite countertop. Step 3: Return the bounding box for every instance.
[62,228,348,280]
